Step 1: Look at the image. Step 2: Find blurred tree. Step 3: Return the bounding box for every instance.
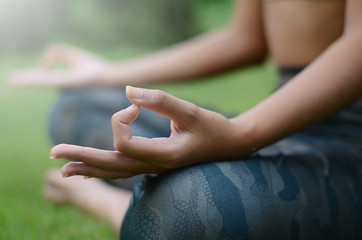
[0,0,200,53]
[0,0,70,53]
[68,0,198,47]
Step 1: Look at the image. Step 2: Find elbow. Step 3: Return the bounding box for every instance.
[229,30,268,66]
[242,31,268,64]
[245,44,268,65]
[229,23,268,65]
[233,41,268,66]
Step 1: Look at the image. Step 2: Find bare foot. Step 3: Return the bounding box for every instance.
[43,169,132,233]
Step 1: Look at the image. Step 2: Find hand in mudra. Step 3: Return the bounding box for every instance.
[8,44,108,88]
[51,86,243,179]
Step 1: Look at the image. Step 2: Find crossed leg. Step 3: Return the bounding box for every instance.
[43,169,132,232]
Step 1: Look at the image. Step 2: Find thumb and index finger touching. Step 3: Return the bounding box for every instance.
[50,86,197,169]
[111,86,198,161]
[41,44,80,70]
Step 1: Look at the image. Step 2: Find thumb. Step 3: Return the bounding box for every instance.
[126,86,198,124]
[112,104,141,149]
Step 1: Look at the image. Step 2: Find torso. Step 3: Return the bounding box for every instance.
[263,0,346,67]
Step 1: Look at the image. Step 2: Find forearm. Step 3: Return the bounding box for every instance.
[231,29,362,153]
[103,27,266,86]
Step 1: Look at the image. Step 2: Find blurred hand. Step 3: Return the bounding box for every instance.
[51,86,243,179]
[8,44,109,88]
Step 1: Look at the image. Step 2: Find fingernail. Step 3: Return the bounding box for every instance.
[127,104,139,110]
[84,176,92,179]
[126,85,144,100]
[49,155,56,159]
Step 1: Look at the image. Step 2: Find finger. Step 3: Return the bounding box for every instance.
[42,44,105,70]
[110,103,179,162]
[123,135,183,164]
[45,168,64,186]
[111,104,142,152]
[7,72,26,87]
[61,162,136,179]
[42,44,82,70]
[50,143,151,172]
[7,70,71,88]
[112,88,194,162]
[7,70,42,87]
[42,44,68,70]
[125,86,199,127]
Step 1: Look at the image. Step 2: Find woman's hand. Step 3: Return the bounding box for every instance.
[8,44,109,88]
[50,86,247,179]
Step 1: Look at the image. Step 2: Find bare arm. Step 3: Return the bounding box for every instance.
[9,0,267,88]
[104,0,267,86]
[231,0,362,153]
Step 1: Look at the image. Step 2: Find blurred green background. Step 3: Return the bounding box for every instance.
[0,0,276,239]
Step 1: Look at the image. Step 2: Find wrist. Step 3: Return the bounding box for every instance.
[102,63,128,87]
[229,113,263,157]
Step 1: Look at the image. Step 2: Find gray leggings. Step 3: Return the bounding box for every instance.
[49,86,362,240]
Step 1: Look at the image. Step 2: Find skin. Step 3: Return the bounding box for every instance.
[9,0,362,234]
[43,169,131,232]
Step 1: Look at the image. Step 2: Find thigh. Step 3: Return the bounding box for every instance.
[120,136,362,240]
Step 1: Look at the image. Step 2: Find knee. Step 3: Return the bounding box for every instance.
[48,91,85,144]
[120,167,207,239]
[121,160,299,240]
[48,89,125,145]
[49,89,98,144]
[121,163,252,239]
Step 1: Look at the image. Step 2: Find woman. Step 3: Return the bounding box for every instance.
[10,0,362,239]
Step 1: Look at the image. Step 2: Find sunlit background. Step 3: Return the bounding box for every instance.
[0,0,226,53]
[0,0,275,239]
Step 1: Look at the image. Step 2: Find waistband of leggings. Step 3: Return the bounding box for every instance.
[278,66,305,77]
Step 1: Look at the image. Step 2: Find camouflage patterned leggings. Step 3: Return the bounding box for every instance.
[120,135,362,240]
[49,73,362,240]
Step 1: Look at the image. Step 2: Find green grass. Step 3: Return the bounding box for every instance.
[0,48,276,239]
[0,54,115,239]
